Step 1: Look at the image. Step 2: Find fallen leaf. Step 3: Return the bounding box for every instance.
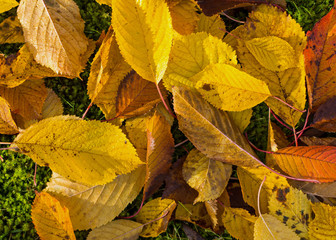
[0,16,24,44]
[41,88,63,120]
[311,96,336,132]
[196,13,226,39]
[112,0,173,83]
[205,200,219,229]
[228,108,253,133]
[0,0,18,14]
[289,180,336,199]
[0,96,19,134]
[300,136,336,146]
[31,192,75,240]
[309,202,336,239]
[13,115,143,186]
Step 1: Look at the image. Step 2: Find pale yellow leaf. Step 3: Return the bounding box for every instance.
[173,87,260,167]
[228,108,253,133]
[0,16,24,44]
[268,186,311,239]
[245,36,296,72]
[236,5,306,127]
[182,148,232,203]
[17,0,90,77]
[163,32,237,90]
[0,0,18,14]
[112,0,173,83]
[254,214,300,240]
[31,192,75,240]
[170,0,200,35]
[136,198,176,238]
[46,166,145,230]
[194,63,271,111]
[309,202,336,240]
[237,166,289,214]
[13,115,143,186]
[222,207,257,240]
[87,219,143,240]
[88,26,131,120]
[42,89,63,119]
[196,13,226,39]
[0,96,18,134]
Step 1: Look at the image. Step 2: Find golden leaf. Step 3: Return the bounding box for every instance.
[95,0,112,7]
[0,16,24,44]
[175,202,213,229]
[87,219,143,240]
[112,0,173,83]
[136,198,176,238]
[46,167,145,230]
[31,192,75,240]
[309,202,336,239]
[13,116,143,186]
[222,207,257,240]
[205,200,219,229]
[228,108,253,133]
[194,63,271,111]
[88,26,131,120]
[0,96,19,134]
[196,13,226,39]
[254,214,300,240]
[268,186,311,239]
[173,87,259,167]
[17,0,90,77]
[0,0,18,14]
[182,149,232,203]
[42,89,63,119]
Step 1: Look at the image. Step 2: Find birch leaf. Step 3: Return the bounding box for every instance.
[222,207,257,240]
[0,0,18,14]
[182,149,232,203]
[112,0,173,83]
[254,214,300,240]
[31,192,75,240]
[88,26,132,120]
[136,198,176,238]
[87,219,143,240]
[0,96,19,134]
[17,0,90,77]
[13,116,143,186]
[173,87,259,167]
[196,13,226,39]
[309,202,336,239]
[0,16,24,44]
[46,167,145,230]
[194,63,271,111]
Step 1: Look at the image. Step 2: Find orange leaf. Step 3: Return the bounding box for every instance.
[31,192,75,240]
[116,71,166,119]
[274,146,336,182]
[304,2,336,112]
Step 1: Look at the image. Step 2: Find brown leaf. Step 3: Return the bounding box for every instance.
[311,96,336,132]
[116,71,166,119]
[0,97,19,134]
[289,180,336,198]
[300,136,336,146]
[162,156,198,204]
[182,223,205,240]
[205,200,219,230]
[143,111,174,199]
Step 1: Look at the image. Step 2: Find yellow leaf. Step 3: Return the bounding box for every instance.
[111,0,173,83]
[175,202,213,229]
[194,63,271,111]
[87,219,143,240]
[95,0,112,7]
[0,79,47,122]
[46,167,145,230]
[236,5,306,127]
[144,111,174,199]
[0,16,24,44]
[169,0,200,35]
[0,96,19,134]
[254,214,300,240]
[88,26,131,120]
[196,13,226,39]
[13,115,143,186]
[17,0,91,77]
[237,166,289,214]
[0,0,18,14]
[31,192,76,240]
[42,89,63,119]
[136,198,176,238]
[0,45,60,88]
[173,87,259,167]
[245,36,296,72]
[309,202,336,239]
[222,207,257,240]
[182,149,232,203]
[163,32,237,91]
[268,186,311,239]
[228,108,253,133]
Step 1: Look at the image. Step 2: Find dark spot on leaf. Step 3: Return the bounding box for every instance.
[327,66,332,71]
[202,84,211,91]
[56,18,60,22]
[3,23,9,29]
[291,224,296,229]
[272,186,278,192]
[45,163,49,167]
[276,187,289,202]
[51,206,56,212]
[295,229,302,235]
[283,216,289,224]
[276,210,282,216]
[312,45,316,50]
[65,235,70,240]
[311,211,315,220]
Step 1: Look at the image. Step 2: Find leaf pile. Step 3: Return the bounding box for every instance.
[1,0,336,239]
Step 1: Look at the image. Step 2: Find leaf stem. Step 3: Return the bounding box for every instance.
[270,109,292,131]
[292,126,298,147]
[0,142,12,145]
[82,102,93,119]
[174,139,189,148]
[34,163,37,187]
[220,11,245,24]
[271,96,306,113]
[156,83,176,119]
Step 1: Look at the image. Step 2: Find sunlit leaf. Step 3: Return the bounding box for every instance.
[170,0,199,35]
[309,202,336,239]
[13,116,143,186]
[228,108,253,133]
[196,13,226,39]
[0,0,18,14]
[42,89,63,120]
